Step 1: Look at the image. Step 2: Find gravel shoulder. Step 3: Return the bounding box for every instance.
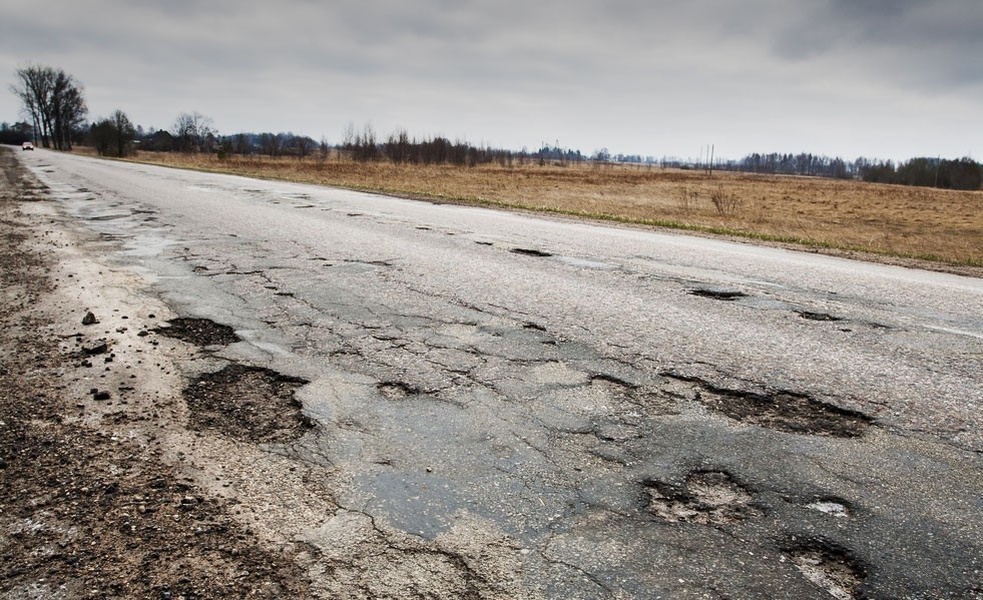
[0,147,317,598]
[1,146,523,599]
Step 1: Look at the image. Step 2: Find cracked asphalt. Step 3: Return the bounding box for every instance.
[11,149,983,598]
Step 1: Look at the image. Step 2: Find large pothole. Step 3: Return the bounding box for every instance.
[184,364,311,443]
[643,470,761,526]
[672,376,872,437]
[156,317,241,347]
[787,541,866,600]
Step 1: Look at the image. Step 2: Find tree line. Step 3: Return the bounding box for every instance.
[341,124,592,168]
[8,64,981,190]
[716,152,981,191]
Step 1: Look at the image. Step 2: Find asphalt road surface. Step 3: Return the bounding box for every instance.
[14,149,983,598]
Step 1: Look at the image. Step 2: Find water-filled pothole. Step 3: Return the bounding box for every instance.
[155,317,240,347]
[184,364,311,443]
[644,471,761,526]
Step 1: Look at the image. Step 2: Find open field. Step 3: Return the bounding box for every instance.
[109,151,983,272]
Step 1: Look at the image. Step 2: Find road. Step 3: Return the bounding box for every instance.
[13,149,983,598]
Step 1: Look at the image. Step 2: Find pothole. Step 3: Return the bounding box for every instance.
[788,541,865,600]
[184,364,311,443]
[644,471,761,526]
[683,379,871,437]
[592,374,679,415]
[155,317,241,347]
[377,381,421,401]
[798,311,843,322]
[510,248,553,258]
[689,288,748,301]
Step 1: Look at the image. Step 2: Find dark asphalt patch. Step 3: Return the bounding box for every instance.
[155,317,241,347]
[689,288,748,301]
[798,311,843,322]
[184,364,311,443]
[510,248,553,257]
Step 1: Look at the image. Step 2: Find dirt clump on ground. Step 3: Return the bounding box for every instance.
[0,148,313,598]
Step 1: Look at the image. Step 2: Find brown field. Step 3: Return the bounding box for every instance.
[111,151,983,273]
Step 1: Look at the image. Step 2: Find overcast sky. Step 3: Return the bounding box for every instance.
[3,0,981,161]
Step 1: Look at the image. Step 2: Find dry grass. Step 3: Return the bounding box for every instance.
[111,151,983,270]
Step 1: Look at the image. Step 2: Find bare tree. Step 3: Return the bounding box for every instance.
[111,109,136,157]
[10,64,87,150]
[290,135,316,159]
[90,109,136,158]
[10,65,50,146]
[172,112,215,153]
[233,133,252,155]
[259,132,284,157]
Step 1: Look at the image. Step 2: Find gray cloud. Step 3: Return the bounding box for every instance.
[772,0,983,87]
[2,0,980,160]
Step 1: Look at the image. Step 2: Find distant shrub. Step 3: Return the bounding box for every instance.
[710,187,741,215]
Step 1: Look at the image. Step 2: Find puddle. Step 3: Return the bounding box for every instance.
[184,364,311,443]
[155,317,241,347]
[644,471,760,526]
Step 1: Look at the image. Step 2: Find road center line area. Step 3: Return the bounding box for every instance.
[3,147,982,598]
